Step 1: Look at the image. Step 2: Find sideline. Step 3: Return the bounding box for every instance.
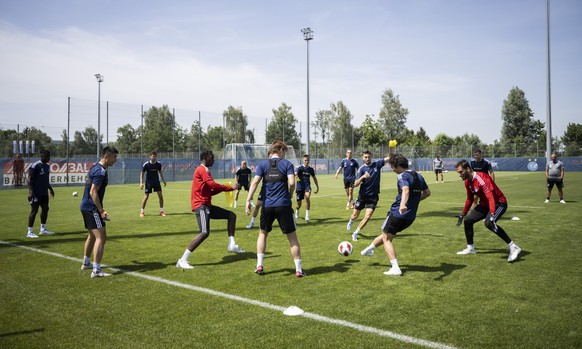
[0,240,459,349]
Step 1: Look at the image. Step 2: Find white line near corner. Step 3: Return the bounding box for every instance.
[1,240,459,349]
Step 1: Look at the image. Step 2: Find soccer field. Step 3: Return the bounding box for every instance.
[1,171,580,348]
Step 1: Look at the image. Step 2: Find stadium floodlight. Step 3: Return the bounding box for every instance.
[95,74,104,159]
[302,27,313,155]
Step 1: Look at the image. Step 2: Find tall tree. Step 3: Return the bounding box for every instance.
[357,114,385,148]
[266,103,300,149]
[500,87,545,147]
[115,124,141,154]
[187,120,207,152]
[312,109,334,150]
[223,106,249,144]
[330,101,355,153]
[142,105,183,153]
[205,125,226,152]
[71,126,99,156]
[378,89,410,142]
[561,122,582,156]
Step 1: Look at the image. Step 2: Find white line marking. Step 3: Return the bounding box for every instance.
[1,240,459,349]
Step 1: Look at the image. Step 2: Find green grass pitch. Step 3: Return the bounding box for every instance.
[1,170,580,348]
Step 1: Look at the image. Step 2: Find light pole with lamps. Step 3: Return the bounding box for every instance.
[95,74,103,158]
[301,27,313,155]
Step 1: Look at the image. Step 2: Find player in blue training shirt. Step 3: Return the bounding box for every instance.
[245,140,305,278]
[80,146,118,278]
[335,149,359,209]
[295,154,319,221]
[347,150,391,242]
[139,151,166,217]
[26,150,55,238]
[360,154,431,276]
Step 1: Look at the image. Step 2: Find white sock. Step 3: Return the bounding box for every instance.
[93,263,101,272]
[508,241,515,248]
[367,243,376,251]
[390,259,399,269]
[181,249,192,261]
[305,210,310,216]
[346,201,350,206]
[294,259,302,272]
[353,228,360,234]
[251,217,256,224]
[467,244,475,250]
[41,224,46,230]
[83,256,91,264]
[140,208,144,213]
[228,236,235,245]
[295,209,299,215]
[257,253,265,267]
[28,227,33,233]
[160,207,164,212]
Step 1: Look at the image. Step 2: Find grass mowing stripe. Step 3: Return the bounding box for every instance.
[1,240,460,349]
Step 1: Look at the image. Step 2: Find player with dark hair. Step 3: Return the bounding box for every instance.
[245,140,305,278]
[140,151,166,217]
[26,150,55,238]
[335,149,359,209]
[234,160,253,208]
[545,152,566,204]
[295,154,319,221]
[471,149,495,181]
[347,150,391,242]
[80,146,118,278]
[360,154,430,276]
[176,150,244,269]
[454,159,521,262]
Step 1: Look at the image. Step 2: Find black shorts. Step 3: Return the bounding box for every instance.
[260,206,296,234]
[434,169,443,174]
[81,210,106,230]
[343,179,356,189]
[382,212,415,235]
[547,178,563,190]
[28,194,49,206]
[145,183,162,194]
[237,183,249,191]
[193,204,233,234]
[354,196,379,211]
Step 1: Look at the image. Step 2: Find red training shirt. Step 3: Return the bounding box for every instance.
[462,172,506,216]
[191,164,233,210]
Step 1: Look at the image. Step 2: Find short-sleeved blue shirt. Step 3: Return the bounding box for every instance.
[356,159,385,198]
[339,158,359,181]
[80,163,108,212]
[295,165,315,191]
[389,170,429,219]
[28,160,51,196]
[255,157,294,208]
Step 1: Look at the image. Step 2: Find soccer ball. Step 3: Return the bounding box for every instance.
[72,191,78,197]
[338,241,353,256]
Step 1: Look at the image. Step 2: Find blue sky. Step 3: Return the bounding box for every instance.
[0,0,580,145]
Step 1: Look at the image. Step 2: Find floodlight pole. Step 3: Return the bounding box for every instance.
[302,27,313,155]
[545,0,552,161]
[95,74,104,159]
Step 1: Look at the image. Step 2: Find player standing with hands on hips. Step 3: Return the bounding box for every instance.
[80,146,118,278]
[454,159,521,262]
[545,152,566,204]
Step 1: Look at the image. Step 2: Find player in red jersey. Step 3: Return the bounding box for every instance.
[454,159,521,262]
[176,150,244,269]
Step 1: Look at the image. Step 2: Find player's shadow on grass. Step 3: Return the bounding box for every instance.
[194,252,277,267]
[401,263,467,280]
[302,259,359,276]
[114,260,170,273]
[297,217,348,225]
[0,328,45,338]
[478,248,530,263]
